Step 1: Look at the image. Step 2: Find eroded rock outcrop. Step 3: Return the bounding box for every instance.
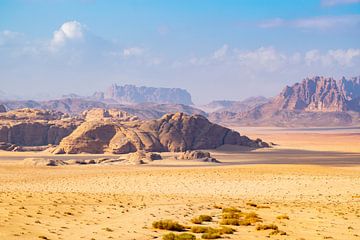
[54,112,268,154]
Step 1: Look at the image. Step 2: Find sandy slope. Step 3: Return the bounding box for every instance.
[0,127,360,240]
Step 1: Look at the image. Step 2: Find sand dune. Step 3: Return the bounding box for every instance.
[0,127,359,240]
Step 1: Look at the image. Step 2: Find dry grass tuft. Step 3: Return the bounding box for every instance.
[153,220,186,231]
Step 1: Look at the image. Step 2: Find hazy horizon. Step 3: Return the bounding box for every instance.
[1,0,360,104]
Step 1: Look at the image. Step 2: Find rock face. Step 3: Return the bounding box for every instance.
[0,109,81,146]
[94,84,194,105]
[0,104,6,113]
[177,150,219,162]
[83,108,139,122]
[55,112,268,154]
[201,96,269,113]
[209,76,360,127]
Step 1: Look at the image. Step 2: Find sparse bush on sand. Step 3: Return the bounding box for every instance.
[255,224,278,231]
[201,232,221,239]
[163,232,196,240]
[191,214,212,224]
[153,220,186,231]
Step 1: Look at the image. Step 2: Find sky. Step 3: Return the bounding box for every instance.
[0,0,360,104]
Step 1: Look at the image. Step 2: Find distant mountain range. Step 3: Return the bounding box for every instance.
[92,84,193,105]
[209,76,360,127]
[1,77,359,126]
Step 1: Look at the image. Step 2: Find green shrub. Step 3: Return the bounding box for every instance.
[153,220,185,231]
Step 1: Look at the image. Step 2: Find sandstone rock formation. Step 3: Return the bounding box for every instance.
[176,150,219,163]
[83,108,139,122]
[94,84,194,105]
[209,76,360,127]
[0,108,81,146]
[54,112,268,154]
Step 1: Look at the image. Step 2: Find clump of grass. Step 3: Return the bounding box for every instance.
[153,220,185,231]
[218,226,235,234]
[222,207,241,213]
[163,233,196,240]
[201,232,221,239]
[270,229,287,235]
[191,215,212,224]
[243,212,262,223]
[255,224,278,231]
[191,226,212,233]
[276,214,289,220]
[219,218,240,226]
[222,212,241,219]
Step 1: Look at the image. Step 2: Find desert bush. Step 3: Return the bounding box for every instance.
[255,224,278,231]
[191,226,211,233]
[218,226,235,234]
[163,233,196,240]
[222,212,241,219]
[243,212,262,223]
[191,214,212,224]
[219,218,240,226]
[276,214,289,220]
[201,232,221,239]
[222,207,241,213]
[153,220,185,231]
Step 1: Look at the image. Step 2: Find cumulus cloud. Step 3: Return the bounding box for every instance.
[259,15,360,30]
[50,21,85,49]
[322,0,360,6]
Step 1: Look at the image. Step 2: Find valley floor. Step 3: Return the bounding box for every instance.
[0,127,359,240]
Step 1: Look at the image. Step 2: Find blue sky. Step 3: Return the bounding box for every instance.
[0,0,360,103]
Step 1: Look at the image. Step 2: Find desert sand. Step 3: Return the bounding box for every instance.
[0,127,359,240]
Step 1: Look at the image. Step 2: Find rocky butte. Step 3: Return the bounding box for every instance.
[93,84,194,105]
[54,110,268,154]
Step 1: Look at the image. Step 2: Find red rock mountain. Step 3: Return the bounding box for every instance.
[209,76,360,126]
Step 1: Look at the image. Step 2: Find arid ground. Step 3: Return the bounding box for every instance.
[0,127,359,240]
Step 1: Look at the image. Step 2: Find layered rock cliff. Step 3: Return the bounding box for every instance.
[55,112,268,154]
[93,84,194,105]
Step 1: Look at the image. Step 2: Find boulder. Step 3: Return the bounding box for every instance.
[177,150,219,163]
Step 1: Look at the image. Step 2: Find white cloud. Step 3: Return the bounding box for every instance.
[122,47,144,57]
[50,21,85,49]
[322,0,360,6]
[305,49,360,67]
[259,15,360,30]
[212,44,229,60]
[236,47,287,72]
[0,30,22,46]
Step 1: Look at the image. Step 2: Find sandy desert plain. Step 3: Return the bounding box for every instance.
[0,126,359,240]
